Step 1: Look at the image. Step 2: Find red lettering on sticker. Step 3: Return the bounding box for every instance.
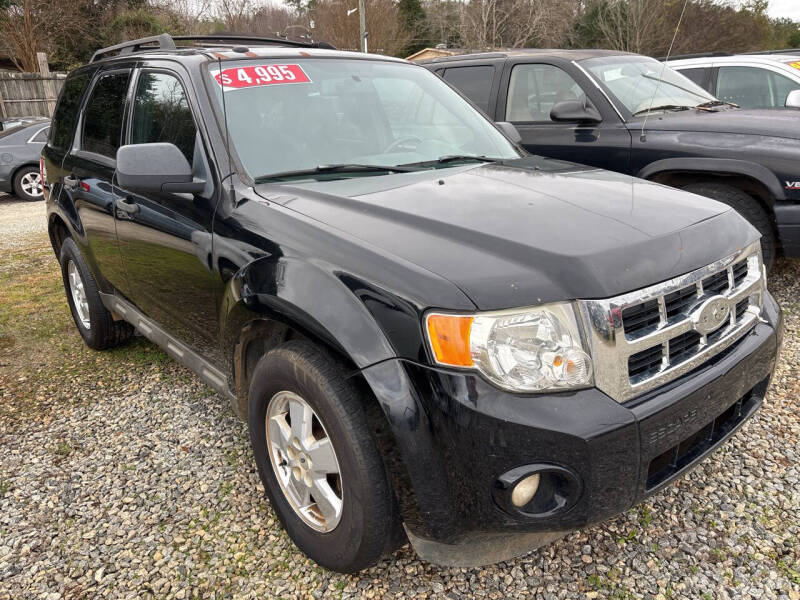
[214,64,311,89]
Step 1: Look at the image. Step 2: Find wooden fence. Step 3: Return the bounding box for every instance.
[0,70,66,119]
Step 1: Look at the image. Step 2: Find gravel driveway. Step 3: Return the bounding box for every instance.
[0,197,798,600]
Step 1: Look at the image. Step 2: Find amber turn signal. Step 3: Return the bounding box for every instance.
[426,314,474,367]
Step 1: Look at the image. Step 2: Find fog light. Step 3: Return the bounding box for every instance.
[511,473,540,507]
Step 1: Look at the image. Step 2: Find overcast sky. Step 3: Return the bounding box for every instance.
[767,0,800,20]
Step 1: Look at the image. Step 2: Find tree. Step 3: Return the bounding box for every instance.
[397,0,429,56]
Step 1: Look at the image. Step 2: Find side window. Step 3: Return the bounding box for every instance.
[716,66,775,108]
[82,71,131,158]
[677,67,710,90]
[130,71,197,163]
[50,72,92,151]
[31,127,50,143]
[442,66,495,113]
[506,64,586,123]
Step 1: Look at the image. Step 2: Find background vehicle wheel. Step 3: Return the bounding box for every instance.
[682,182,776,270]
[248,340,402,573]
[13,165,43,202]
[59,237,133,350]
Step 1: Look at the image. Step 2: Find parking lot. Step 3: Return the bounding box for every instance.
[0,194,797,599]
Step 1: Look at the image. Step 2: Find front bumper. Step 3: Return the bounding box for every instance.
[360,292,782,564]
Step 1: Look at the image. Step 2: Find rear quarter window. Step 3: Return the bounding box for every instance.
[50,71,93,151]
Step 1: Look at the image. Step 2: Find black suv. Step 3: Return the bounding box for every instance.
[422,49,800,268]
[43,35,783,572]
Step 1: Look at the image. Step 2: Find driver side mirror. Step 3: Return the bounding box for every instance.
[785,90,800,109]
[550,100,602,124]
[116,143,205,194]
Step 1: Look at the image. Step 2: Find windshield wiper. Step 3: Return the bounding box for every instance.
[633,104,693,116]
[400,154,501,168]
[695,99,739,109]
[255,163,419,183]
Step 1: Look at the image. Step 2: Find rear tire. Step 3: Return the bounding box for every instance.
[682,182,776,270]
[12,165,43,202]
[59,237,133,350]
[248,340,401,573]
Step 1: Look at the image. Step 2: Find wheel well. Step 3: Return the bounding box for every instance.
[48,214,70,257]
[647,170,775,215]
[231,318,361,419]
[10,162,39,187]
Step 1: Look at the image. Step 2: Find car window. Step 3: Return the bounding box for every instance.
[82,71,131,158]
[30,127,49,143]
[130,71,197,163]
[716,66,800,108]
[51,72,92,151]
[506,64,586,123]
[676,67,709,90]
[442,66,495,113]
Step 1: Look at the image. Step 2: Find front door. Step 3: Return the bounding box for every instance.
[113,67,222,364]
[498,62,632,173]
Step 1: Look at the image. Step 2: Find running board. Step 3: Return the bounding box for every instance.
[99,292,235,402]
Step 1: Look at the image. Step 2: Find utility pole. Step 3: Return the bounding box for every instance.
[358,0,367,52]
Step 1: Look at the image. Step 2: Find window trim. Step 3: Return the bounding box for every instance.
[75,67,133,165]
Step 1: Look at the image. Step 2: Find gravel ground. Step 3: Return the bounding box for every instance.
[0,197,798,600]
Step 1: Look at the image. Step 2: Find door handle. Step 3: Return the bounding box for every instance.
[63,175,79,191]
[115,196,139,215]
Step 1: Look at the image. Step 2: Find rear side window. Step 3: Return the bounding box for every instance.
[130,71,197,163]
[31,127,50,143]
[676,67,710,90]
[50,72,92,151]
[82,71,131,158]
[442,66,495,113]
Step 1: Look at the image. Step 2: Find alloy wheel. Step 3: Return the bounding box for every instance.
[67,260,91,329]
[265,391,343,532]
[20,171,42,198]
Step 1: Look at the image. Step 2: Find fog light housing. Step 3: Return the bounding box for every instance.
[511,473,540,507]
[494,464,582,518]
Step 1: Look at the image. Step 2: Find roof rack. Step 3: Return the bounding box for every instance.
[90,33,336,63]
[171,34,335,50]
[91,33,176,63]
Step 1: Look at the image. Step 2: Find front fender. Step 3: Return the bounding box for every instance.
[637,157,785,202]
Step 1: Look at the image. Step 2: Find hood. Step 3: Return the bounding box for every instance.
[255,158,757,310]
[632,107,800,139]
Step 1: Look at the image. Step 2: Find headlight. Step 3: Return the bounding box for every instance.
[425,302,593,393]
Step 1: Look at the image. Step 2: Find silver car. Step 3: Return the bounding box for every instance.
[0,118,50,201]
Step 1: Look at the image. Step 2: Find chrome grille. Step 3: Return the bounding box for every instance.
[578,242,765,403]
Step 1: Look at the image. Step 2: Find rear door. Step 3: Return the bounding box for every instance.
[59,67,133,292]
[112,64,221,362]
[496,59,632,172]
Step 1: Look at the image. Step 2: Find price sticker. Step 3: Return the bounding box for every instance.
[212,64,312,89]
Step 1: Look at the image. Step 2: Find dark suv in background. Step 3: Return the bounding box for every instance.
[43,35,782,572]
[423,49,800,268]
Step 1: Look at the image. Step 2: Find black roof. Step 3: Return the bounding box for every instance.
[420,48,634,65]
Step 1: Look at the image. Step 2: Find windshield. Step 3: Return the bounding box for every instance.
[582,56,716,116]
[206,58,520,180]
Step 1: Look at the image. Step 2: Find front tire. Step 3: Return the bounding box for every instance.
[13,165,43,201]
[59,237,133,350]
[248,340,401,572]
[682,182,777,270]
